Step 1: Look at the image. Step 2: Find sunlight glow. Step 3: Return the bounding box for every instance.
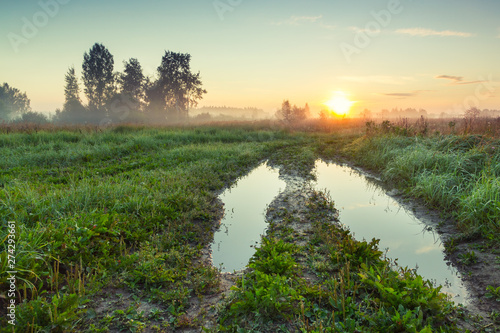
[325,91,355,116]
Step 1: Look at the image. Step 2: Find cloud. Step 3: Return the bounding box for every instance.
[379,90,430,99]
[272,15,323,26]
[436,75,463,83]
[348,26,381,34]
[271,15,335,31]
[436,75,484,85]
[340,76,415,85]
[382,92,419,98]
[396,28,475,38]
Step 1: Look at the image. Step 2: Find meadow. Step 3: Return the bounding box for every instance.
[1,118,499,332]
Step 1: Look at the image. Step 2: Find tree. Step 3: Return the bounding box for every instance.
[144,78,166,121]
[14,111,49,124]
[120,58,146,106]
[82,43,115,110]
[147,51,206,121]
[276,100,293,122]
[64,67,83,110]
[0,83,31,121]
[464,107,481,133]
[304,103,310,117]
[53,67,90,124]
[276,100,308,123]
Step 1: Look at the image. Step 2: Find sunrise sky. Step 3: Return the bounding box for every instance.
[1,0,500,116]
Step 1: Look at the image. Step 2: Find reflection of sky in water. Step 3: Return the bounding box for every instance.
[314,161,468,304]
[211,163,285,273]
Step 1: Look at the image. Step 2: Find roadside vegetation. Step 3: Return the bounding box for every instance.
[338,121,500,245]
[0,125,296,331]
[1,119,499,331]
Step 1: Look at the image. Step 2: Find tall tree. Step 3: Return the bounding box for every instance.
[120,58,145,106]
[82,43,115,110]
[63,66,82,109]
[149,51,206,120]
[0,83,31,121]
[54,66,90,124]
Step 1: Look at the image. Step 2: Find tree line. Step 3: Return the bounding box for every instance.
[57,43,207,124]
[0,43,207,125]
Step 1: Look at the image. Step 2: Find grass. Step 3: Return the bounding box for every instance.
[0,126,302,331]
[338,126,500,243]
[1,120,499,331]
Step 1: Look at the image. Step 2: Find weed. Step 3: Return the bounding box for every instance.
[485,285,500,302]
[490,310,500,323]
[444,238,458,255]
[458,251,478,266]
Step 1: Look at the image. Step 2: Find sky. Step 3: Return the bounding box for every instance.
[1,0,500,116]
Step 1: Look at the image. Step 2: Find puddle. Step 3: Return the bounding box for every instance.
[211,163,285,272]
[210,160,469,304]
[314,160,469,304]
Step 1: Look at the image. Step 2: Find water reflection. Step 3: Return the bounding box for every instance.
[314,160,468,304]
[211,163,285,272]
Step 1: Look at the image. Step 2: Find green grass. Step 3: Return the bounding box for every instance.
[340,132,500,242]
[0,126,310,331]
[0,123,494,331]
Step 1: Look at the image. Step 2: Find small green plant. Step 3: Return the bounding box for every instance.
[458,250,478,266]
[490,310,500,323]
[248,238,298,276]
[443,238,457,255]
[14,293,85,332]
[485,285,500,302]
[225,270,303,321]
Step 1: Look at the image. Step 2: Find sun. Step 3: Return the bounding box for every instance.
[325,91,355,116]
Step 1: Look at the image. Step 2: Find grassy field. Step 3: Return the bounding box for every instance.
[339,125,500,243]
[1,121,499,332]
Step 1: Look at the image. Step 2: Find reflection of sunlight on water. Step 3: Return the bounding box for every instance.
[210,163,285,273]
[314,160,469,305]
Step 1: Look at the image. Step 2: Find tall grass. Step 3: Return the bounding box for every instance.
[342,133,500,239]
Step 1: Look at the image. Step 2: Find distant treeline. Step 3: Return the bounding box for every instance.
[354,107,500,119]
[192,106,268,121]
[472,109,500,118]
[354,108,428,119]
